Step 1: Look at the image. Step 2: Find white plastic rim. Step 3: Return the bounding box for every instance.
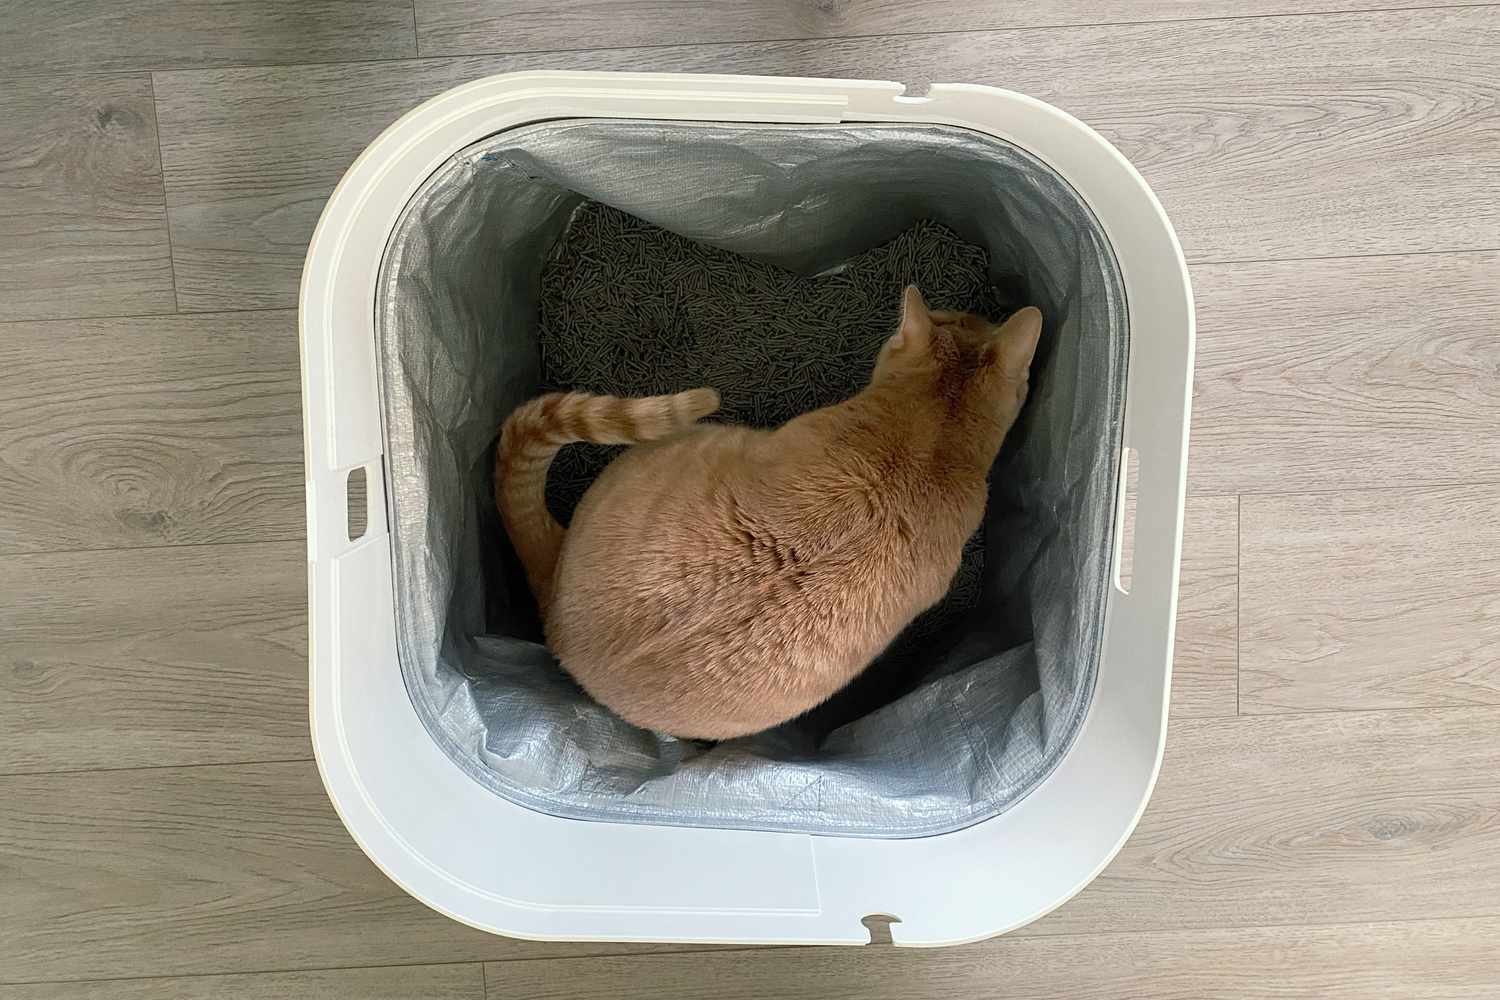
[300,71,1194,947]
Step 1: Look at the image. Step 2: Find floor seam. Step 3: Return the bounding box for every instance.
[145,73,181,313]
[1236,494,1242,716]
[7,911,1500,985]
[0,959,490,990]
[1189,480,1500,501]
[326,1,1500,70]
[1191,245,1500,268]
[0,305,297,328]
[0,534,306,564]
[0,757,316,781]
[0,2,1489,85]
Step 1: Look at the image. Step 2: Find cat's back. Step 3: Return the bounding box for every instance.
[554,416,926,635]
[562,420,760,554]
[549,422,769,632]
[547,416,924,736]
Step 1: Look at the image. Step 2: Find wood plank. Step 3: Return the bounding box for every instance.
[0,541,308,775]
[415,0,1494,56]
[0,1,416,75]
[0,75,173,321]
[1189,251,1500,496]
[993,5,1500,264]
[484,915,1500,1000]
[1240,486,1500,714]
[1170,496,1238,717]
[1016,706,1500,935]
[0,964,482,1000]
[155,57,514,312]
[0,760,728,982]
[0,311,303,554]
[156,6,1500,311]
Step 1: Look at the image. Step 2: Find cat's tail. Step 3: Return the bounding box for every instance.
[494,388,721,613]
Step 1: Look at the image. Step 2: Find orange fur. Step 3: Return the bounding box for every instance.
[496,287,1042,739]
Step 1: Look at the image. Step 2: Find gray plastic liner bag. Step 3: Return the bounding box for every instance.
[375,119,1128,838]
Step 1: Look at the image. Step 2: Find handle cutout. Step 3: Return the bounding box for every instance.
[346,467,368,542]
[1114,447,1139,594]
[861,913,901,946]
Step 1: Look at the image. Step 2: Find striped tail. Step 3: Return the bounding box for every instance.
[494,387,720,613]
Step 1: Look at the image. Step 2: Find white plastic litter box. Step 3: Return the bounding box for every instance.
[300,71,1194,947]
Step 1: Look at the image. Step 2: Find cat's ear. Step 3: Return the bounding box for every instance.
[890,285,932,350]
[989,306,1043,376]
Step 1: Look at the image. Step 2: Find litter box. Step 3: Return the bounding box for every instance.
[300,72,1194,946]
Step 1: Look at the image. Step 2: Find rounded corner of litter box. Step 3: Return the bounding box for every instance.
[882,712,1172,948]
[302,628,523,945]
[806,604,1175,949]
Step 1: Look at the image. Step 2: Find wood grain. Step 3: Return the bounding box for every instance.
[0,541,308,776]
[6,0,1500,994]
[413,0,1494,55]
[1016,706,1500,935]
[0,75,173,321]
[155,58,511,311]
[0,1,416,75]
[0,761,725,983]
[1189,251,1500,496]
[0,311,303,554]
[485,915,1500,1000]
[0,964,483,1000]
[1240,486,1500,714]
[155,6,1500,310]
[1170,497,1238,718]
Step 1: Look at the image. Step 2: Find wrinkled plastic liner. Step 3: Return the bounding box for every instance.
[375,119,1127,838]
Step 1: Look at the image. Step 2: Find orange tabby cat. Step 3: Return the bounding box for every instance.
[496,287,1042,739]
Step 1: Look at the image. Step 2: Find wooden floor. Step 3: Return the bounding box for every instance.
[1,1,1497,996]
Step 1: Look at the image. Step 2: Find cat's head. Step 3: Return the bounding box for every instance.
[872,285,1042,433]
